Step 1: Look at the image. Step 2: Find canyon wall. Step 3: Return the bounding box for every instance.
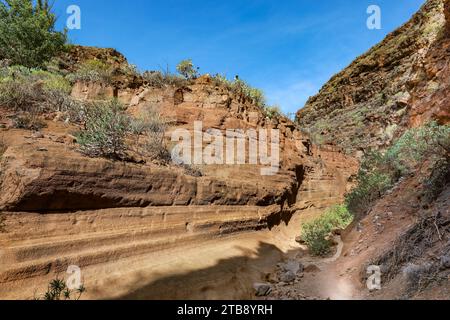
[0,67,357,299]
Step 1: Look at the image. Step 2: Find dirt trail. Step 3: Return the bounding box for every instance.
[263,235,365,301]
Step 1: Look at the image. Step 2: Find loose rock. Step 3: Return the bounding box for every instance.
[279,271,296,283]
[253,283,272,297]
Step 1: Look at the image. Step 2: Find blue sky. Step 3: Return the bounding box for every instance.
[53,0,425,115]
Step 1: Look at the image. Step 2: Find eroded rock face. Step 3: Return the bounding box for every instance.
[0,60,357,299]
[0,74,357,213]
[297,0,449,153]
[0,144,295,211]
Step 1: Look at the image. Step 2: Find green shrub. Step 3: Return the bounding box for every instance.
[385,122,450,169]
[0,0,67,67]
[32,69,74,113]
[68,59,114,84]
[176,59,199,80]
[44,56,71,76]
[76,100,130,160]
[301,205,353,256]
[76,101,172,163]
[38,278,86,301]
[346,122,450,217]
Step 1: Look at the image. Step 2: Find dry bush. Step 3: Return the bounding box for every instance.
[0,66,80,121]
[402,263,437,292]
[0,78,46,112]
[12,113,47,130]
[130,105,171,163]
[264,105,283,120]
[76,100,130,160]
[142,70,189,88]
[422,157,450,204]
[370,212,450,295]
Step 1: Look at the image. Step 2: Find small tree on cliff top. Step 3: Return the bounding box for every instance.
[0,0,67,67]
[176,59,199,80]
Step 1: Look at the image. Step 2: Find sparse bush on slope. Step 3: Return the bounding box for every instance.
[0,65,84,127]
[129,105,171,163]
[346,122,450,217]
[76,100,170,163]
[0,0,67,67]
[76,100,130,160]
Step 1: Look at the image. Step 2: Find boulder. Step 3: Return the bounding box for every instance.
[280,260,304,275]
[253,283,272,297]
[279,271,296,283]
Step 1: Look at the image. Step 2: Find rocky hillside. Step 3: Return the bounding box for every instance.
[297,0,450,154]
